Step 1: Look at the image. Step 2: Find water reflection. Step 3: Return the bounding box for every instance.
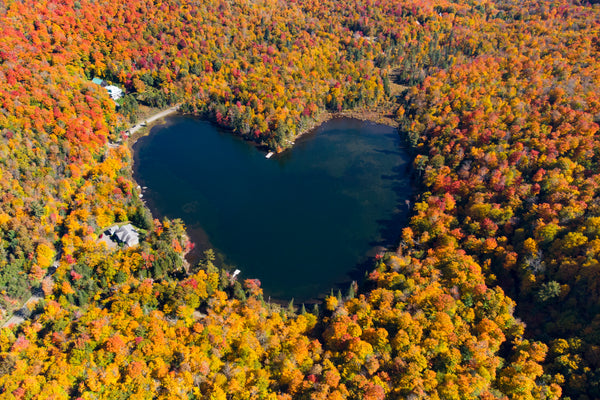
[133,116,412,301]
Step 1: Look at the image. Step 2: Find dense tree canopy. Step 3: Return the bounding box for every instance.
[1,0,599,398]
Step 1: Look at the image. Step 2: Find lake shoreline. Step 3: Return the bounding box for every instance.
[278,106,398,155]
[126,105,180,150]
[126,103,399,155]
[132,115,411,302]
[299,105,399,143]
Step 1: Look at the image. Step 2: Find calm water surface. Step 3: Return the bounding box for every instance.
[133,116,411,301]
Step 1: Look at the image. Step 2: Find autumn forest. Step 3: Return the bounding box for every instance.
[1,0,600,398]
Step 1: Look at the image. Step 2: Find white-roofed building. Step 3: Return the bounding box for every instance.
[105,85,124,100]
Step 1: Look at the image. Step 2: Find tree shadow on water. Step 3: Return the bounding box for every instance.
[345,161,415,290]
[373,148,404,157]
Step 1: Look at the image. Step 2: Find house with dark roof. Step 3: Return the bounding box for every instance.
[105,224,139,247]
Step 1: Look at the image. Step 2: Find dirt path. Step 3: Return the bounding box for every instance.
[2,292,44,328]
[2,261,57,329]
[128,105,180,136]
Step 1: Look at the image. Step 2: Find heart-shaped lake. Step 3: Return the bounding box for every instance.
[133,116,412,302]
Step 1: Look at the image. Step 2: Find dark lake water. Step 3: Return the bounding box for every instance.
[133,116,412,301]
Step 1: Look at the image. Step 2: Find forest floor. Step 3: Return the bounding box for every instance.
[330,103,399,127]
